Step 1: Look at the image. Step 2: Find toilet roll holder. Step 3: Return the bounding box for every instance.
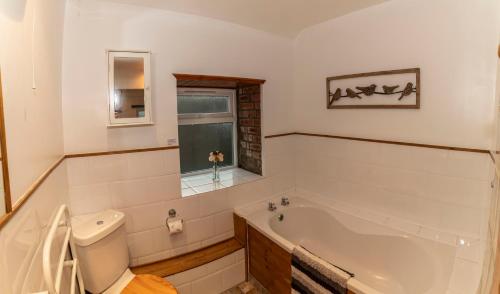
[165,209,183,232]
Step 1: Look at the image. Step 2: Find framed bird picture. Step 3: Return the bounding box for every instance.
[326,68,420,109]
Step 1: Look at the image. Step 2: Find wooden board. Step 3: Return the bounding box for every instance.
[173,73,265,89]
[121,274,177,294]
[248,226,291,293]
[233,213,247,246]
[233,213,249,280]
[131,238,242,277]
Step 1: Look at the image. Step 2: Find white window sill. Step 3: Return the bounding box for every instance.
[181,168,262,197]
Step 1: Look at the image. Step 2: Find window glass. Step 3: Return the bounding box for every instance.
[178,95,230,114]
[178,123,234,173]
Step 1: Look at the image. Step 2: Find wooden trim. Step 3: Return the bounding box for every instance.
[233,213,248,280]
[65,146,179,158]
[131,238,243,277]
[0,72,12,214]
[0,146,180,231]
[173,73,266,85]
[0,156,65,230]
[264,132,489,154]
[233,213,247,247]
[263,132,295,139]
[490,151,496,164]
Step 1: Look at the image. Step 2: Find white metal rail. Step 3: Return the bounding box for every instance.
[42,205,85,294]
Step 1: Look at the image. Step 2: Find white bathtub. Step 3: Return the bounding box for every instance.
[240,197,457,294]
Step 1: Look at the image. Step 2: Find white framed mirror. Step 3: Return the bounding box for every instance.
[107,51,153,126]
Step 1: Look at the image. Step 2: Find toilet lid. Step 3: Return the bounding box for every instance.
[121,274,178,294]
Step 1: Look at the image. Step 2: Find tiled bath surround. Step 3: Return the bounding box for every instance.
[294,135,491,238]
[291,134,499,294]
[66,136,294,266]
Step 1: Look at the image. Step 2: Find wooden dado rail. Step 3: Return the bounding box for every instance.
[0,146,179,230]
[265,132,490,154]
[265,132,497,164]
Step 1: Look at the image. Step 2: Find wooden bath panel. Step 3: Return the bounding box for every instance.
[248,225,292,293]
[247,224,356,294]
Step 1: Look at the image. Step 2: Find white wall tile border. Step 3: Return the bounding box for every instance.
[165,249,245,294]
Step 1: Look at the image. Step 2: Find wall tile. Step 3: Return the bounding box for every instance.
[214,211,234,235]
[221,261,245,290]
[176,283,192,294]
[165,196,201,221]
[69,183,112,215]
[294,136,492,237]
[110,174,181,208]
[120,201,166,233]
[191,271,223,294]
[77,155,130,186]
[201,232,234,247]
[126,150,180,179]
[183,216,215,244]
[198,190,229,217]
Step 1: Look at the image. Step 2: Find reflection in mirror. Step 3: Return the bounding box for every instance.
[114,57,145,119]
[0,72,12,217]
[108,51,152,126]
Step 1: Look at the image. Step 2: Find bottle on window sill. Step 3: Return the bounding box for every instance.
[213,162,220,182]
[209,151,223,183]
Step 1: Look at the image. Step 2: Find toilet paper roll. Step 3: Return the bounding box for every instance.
[166,218,183,234]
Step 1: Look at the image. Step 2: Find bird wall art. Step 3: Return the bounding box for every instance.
[326,68,420,109]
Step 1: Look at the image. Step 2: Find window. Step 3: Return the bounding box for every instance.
[177,89,237,174]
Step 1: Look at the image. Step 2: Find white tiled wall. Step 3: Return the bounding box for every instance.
[478,161,500,294]
[0,162,69,294]
[66,136,294,266]
[166,249,246,294]
[294,135,492,238]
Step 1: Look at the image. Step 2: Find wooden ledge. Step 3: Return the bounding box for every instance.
[173,73,265,89]
[264,132,490,154]
[131,238,243,277]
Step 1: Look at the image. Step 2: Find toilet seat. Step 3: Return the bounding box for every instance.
[121,274,177,294]
[103,269,178,294]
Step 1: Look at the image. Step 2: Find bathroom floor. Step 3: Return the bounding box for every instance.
[221,276,268,294]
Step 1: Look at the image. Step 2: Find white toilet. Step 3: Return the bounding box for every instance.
[71,209,177,294]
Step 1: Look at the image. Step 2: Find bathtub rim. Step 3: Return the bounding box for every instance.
[238,198,390,294]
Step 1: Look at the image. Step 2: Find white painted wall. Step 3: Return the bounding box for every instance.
[293,0,500,150]
[0,1,68,293]
[62,0,294,153]
[0,0,66,203]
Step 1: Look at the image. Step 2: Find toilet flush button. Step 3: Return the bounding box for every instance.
[96,220,104,225]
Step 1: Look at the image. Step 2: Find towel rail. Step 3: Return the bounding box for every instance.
[42,205,85,294]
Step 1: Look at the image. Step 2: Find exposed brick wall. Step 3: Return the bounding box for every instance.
[237,85,262,175]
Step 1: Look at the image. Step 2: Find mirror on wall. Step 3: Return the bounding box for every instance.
[0,72,12,217]
[107,51,153,126]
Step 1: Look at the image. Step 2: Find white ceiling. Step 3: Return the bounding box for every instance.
[100,0,387,37]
